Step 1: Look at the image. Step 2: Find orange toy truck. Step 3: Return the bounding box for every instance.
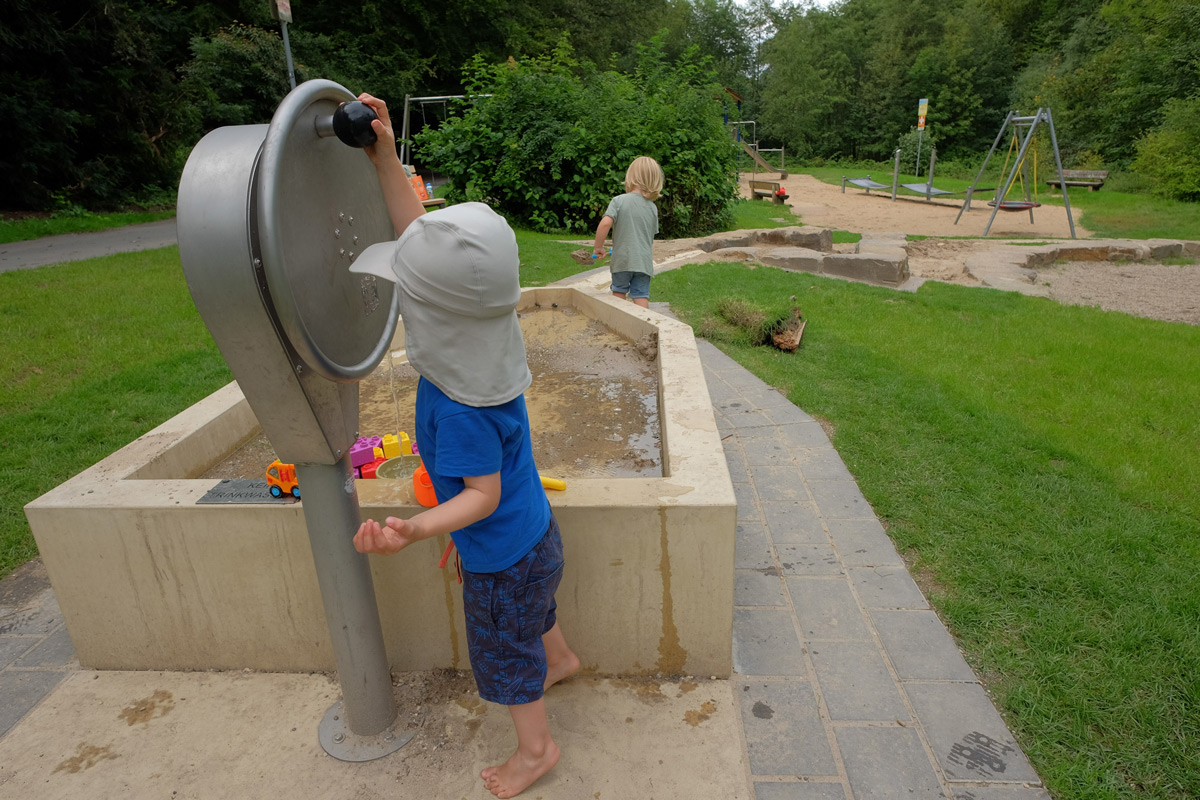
[265,460,300,499]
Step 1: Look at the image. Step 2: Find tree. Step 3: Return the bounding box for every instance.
[415,37,739,237]
[1132,94,1200,201]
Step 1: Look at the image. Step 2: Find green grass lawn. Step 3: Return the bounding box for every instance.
[656,262,1200,800]
[0,249,232,575]
[0,209,175,244]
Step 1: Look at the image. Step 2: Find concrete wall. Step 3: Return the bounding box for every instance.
[25,288,736,677]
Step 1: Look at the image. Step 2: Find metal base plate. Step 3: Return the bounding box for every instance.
[317,699,414,762]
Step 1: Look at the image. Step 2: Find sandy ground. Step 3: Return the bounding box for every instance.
[756,172,1088,239]
[0,669,747,800]
[903,238,1200,325]
[732,173,1198,326]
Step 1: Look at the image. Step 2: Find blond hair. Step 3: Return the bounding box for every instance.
[625,156,664,201]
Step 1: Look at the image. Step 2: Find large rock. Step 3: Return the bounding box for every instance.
[822,253,910,286]
[759,247,825,274]
[750,226,833,252]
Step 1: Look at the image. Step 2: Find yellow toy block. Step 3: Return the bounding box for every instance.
[400,431,412,455]
[382,434,401,459]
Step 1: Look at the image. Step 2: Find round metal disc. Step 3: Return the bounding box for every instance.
[317,699,414,762]
[256,80,399,382]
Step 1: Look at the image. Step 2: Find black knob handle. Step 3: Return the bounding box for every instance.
[331,101,379,148]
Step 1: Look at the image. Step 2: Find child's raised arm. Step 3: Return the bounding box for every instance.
[357,93,426,238]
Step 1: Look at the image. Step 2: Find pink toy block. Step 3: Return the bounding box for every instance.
[350,435,382,468]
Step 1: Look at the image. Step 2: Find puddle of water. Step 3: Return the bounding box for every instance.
[200,307,661,480]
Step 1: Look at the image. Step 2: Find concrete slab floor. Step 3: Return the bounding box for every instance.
[0,670,749,799]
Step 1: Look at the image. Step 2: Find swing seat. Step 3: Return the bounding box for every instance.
[988,200,1041,211]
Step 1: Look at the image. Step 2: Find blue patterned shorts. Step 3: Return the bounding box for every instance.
[462,515,564,705]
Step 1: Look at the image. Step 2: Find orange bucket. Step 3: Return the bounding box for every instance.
[413,463,438,507]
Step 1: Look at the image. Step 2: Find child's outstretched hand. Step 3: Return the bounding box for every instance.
[356,93,398,167]
[353,517,414,556]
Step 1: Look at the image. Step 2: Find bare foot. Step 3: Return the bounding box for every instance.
[544,650,580,691]
[481,740,560,798]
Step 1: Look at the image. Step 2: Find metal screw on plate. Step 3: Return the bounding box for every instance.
[295,364,303,374]
[348,216,355,225]
[254,258,262,267]
[334,228,341,238]
[349,251,356,260]
[333,733,345,743]
[339,212,346,221]
[353,235,359,245]
[384,731,395,742]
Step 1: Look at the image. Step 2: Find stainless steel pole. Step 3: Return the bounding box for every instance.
[1045,108,1077,239]
[295,456,395,736]
[280,22,297,90]
[891,149,900,202]
[400,94,412,165]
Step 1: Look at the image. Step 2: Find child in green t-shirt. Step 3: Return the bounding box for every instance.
[592,156,664,309]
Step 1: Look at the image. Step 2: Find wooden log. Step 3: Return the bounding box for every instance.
[771,307,806,351]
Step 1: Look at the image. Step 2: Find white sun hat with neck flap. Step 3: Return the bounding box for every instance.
[349,202,531,407]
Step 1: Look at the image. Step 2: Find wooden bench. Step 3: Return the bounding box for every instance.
[1046,169,1109,191]
[749,180,786,204]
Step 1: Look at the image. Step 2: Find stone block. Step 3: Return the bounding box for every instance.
[739,680,838,776]
[820,253,908,286]
[752,226,834,252]
[855,244,908,263]
[1104,243,1149,261]
[906,682,1040,782]
[759,247,825,274]
[1051,244,1113,262]
[709,246,765,261]
[785,577,872,641]
[1145,239,1183,259]
[700,234,754,252]
[733,608,808,675]
[808,641,908,721]
[836,726,944,799]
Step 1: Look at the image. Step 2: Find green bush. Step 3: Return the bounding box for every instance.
[414,36,739,238]
[1132,95,1200,202]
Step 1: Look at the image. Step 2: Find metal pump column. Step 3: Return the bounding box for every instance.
[177,80,408,761]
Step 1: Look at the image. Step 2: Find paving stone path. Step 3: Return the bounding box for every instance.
[696,335,1048,800]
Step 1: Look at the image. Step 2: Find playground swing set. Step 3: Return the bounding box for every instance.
[841,107,1077,239]
[843,147,992,204]
[954,107,1076,238]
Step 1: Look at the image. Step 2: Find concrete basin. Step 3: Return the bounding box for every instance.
[25,287,735,677]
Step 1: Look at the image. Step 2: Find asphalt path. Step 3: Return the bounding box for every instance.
[0,218,178,272]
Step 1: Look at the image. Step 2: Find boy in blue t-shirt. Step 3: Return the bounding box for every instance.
[347,93,578,800]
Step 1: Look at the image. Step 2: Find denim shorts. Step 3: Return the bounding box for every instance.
[461,515,564,705]
[610,271,651,299]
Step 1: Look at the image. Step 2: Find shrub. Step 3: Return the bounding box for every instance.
[414,36,739,238]
[1132,95,1200,202]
